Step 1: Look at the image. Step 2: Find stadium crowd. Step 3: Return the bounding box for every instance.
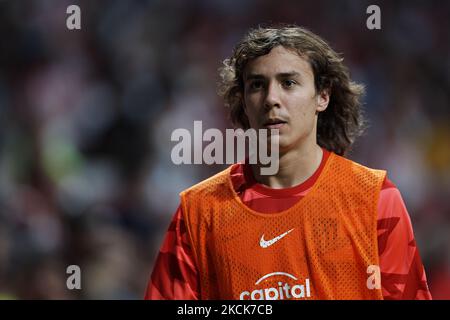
[0,0,449,299]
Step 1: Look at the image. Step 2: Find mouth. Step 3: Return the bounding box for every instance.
[263,118,287,130]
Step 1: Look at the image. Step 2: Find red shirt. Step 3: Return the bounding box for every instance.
[145,149,432,300]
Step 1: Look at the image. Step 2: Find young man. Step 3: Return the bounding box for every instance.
[145,25,432,300]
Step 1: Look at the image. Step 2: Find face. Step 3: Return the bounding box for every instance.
[243,46,329,152]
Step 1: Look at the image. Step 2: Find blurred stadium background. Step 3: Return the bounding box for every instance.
[0,0,449,299]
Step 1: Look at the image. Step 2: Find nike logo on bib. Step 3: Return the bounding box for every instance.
[260,228,295,248]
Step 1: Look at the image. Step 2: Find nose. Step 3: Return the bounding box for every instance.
[264,81,281,110]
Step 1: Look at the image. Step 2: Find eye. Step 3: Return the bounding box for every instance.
[282,79,297,88]
[249,80,264,91]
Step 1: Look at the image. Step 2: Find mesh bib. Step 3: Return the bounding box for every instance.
[181,152,386,300]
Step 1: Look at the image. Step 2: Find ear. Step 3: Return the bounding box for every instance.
[316,89,330,112]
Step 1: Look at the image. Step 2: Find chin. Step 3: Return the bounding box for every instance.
[275,137,291,152]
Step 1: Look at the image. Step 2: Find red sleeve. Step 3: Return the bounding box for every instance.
[144,205,199,300]
[377,177,432,300]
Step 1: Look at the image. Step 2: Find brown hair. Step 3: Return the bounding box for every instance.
[218,25,366,156]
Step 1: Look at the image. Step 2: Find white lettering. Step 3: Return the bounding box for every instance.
[366,265,381,289]
[170,121,279,175]
[240,276,312,300]
[66,5,81,30]
[366,5,381,30]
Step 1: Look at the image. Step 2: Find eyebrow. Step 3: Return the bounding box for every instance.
[244,71,302,81]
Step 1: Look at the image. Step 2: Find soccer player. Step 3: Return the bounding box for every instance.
[145,25,432,300]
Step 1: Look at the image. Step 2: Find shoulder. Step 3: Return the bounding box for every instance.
[378,176,409,220]
[381,176,397,190]
[378,176,403,209]
[330,153,387,185]
[180,164,236,198]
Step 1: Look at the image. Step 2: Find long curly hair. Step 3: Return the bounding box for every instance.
[218,25,366,156]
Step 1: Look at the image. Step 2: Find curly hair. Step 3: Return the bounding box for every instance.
[218,25,366,156]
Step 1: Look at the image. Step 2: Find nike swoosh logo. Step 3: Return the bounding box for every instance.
[260,228,295,248]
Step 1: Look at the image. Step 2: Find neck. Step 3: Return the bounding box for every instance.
[251,142,323,189]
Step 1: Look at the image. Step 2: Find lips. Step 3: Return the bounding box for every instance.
[263,118,287,129]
